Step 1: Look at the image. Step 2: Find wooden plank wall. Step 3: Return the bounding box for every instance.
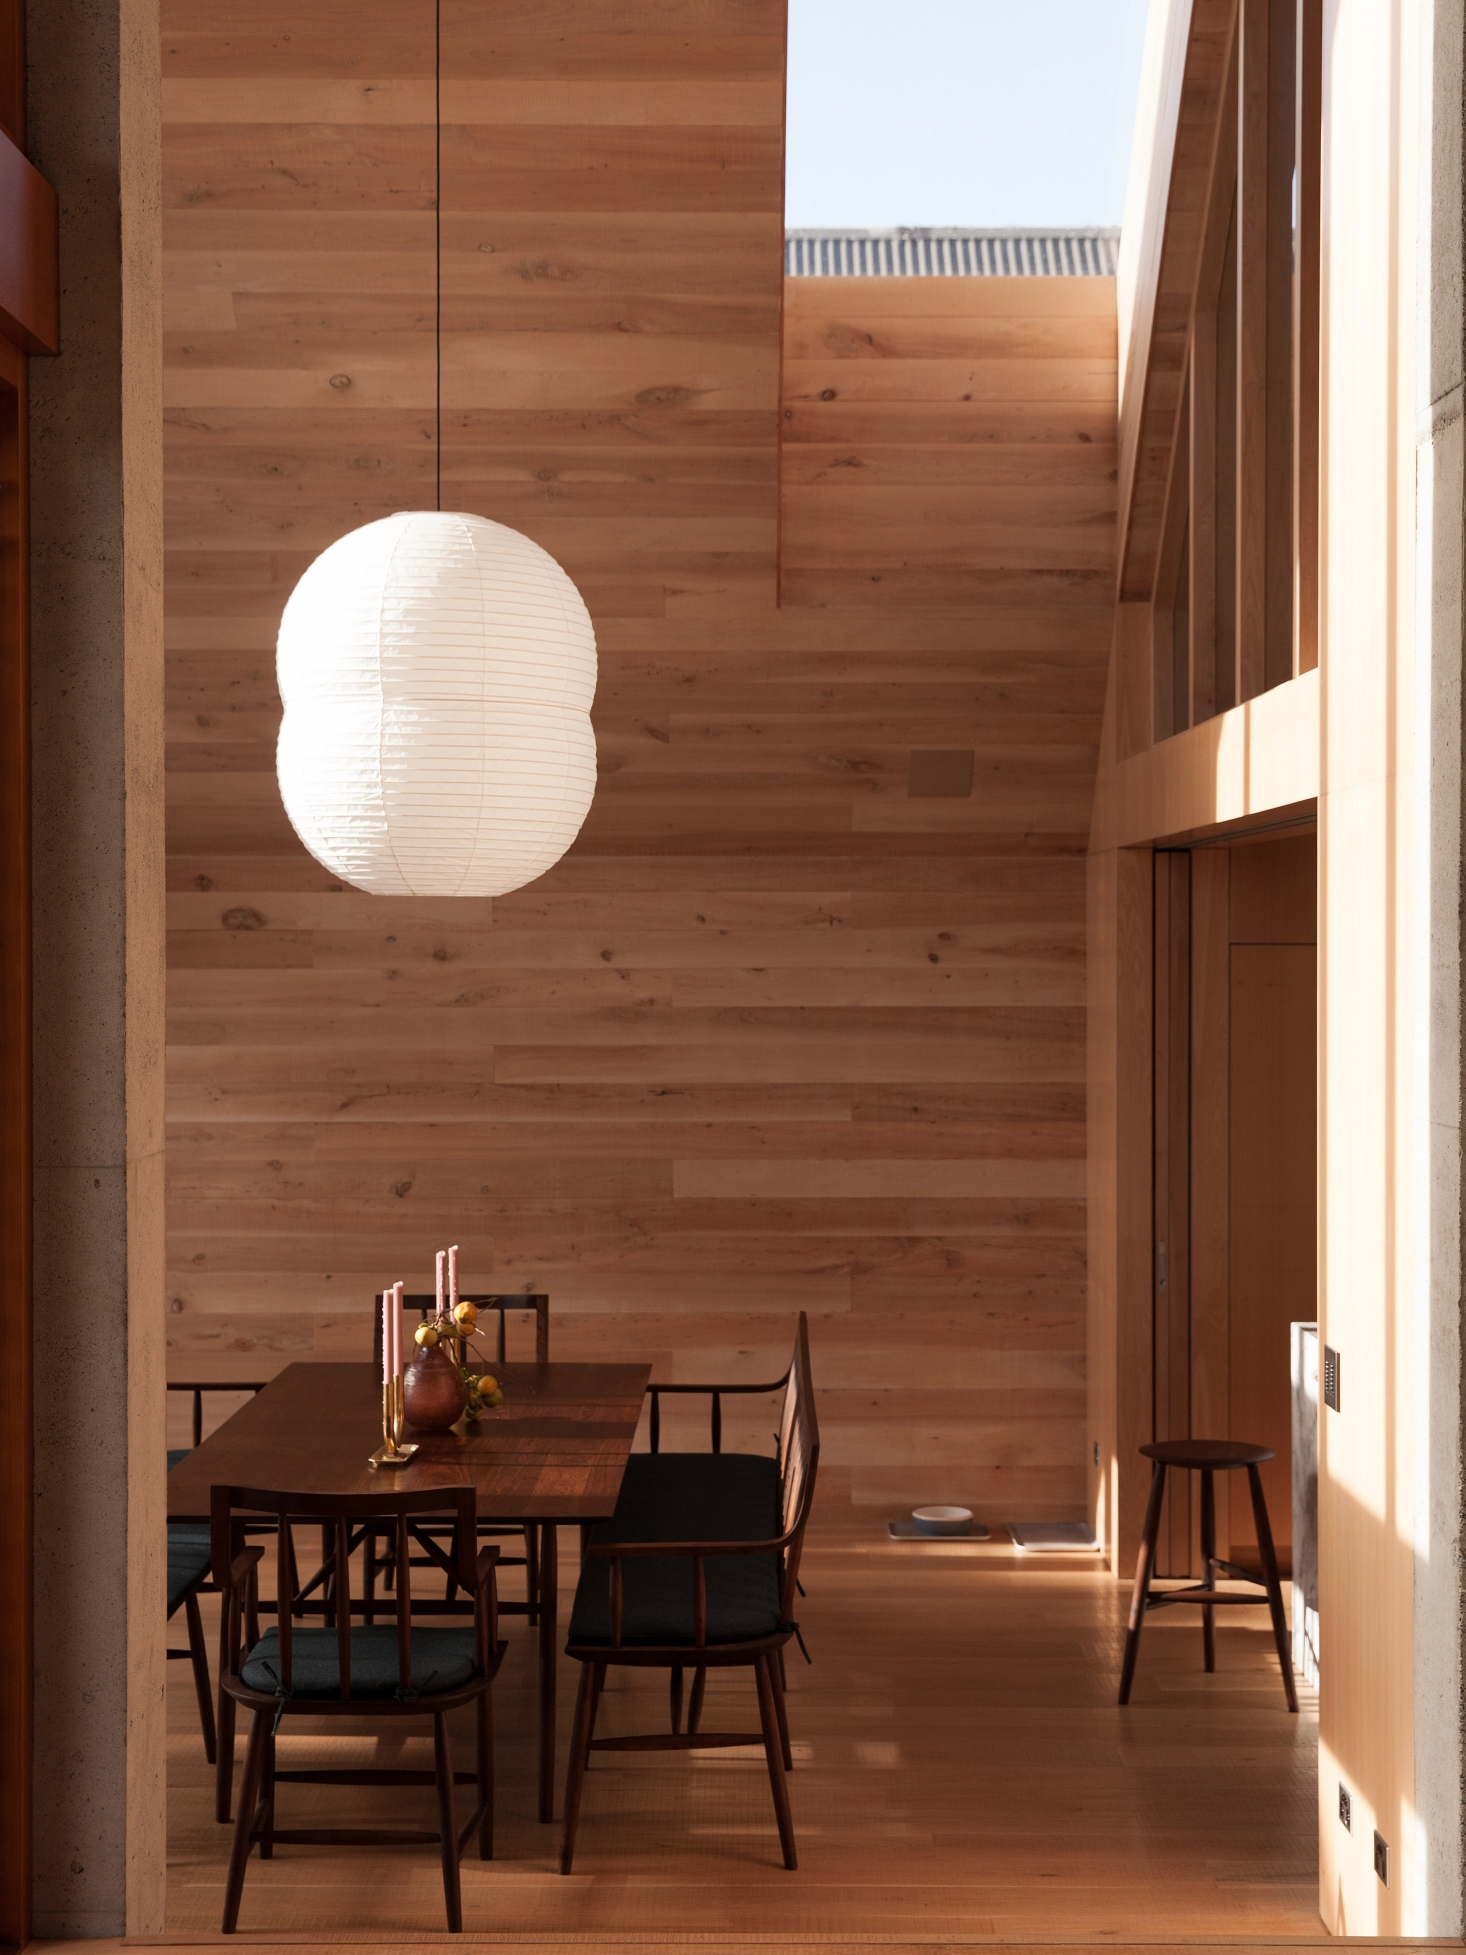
[161,1,1117,1526]
[780,278,1117,611]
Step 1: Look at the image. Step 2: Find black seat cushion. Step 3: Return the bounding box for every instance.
[167,1523,213,1617]
[239,1625,481,1700]
[569,1452,783,1649]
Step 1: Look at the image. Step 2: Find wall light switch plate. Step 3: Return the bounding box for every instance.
[1338,1784,1351,1831]
[1374,1830,1390,1886]
[1323,1345,1341,1412]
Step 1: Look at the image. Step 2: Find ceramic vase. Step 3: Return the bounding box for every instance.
[402,1342,468,1432]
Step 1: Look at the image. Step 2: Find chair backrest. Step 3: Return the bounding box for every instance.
[210,1482,477,1701]
[167,1378,267,1450]
[776,1314,819,1604]
[370,1291,549,1370]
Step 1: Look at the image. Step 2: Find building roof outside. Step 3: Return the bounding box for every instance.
[784,226,1120,277]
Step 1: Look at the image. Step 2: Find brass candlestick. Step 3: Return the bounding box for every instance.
[369,1375,418,1469]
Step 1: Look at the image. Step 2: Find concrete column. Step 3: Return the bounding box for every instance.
[1414,0,1466,1935]
[26,0,165,1935]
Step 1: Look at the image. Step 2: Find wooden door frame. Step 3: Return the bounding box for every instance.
[0,325,30,1955]
[0,3,58,1941]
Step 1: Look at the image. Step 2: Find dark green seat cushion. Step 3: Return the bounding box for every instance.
[167,1447,189,1471]
[569,1452,783,1649]
[167,1523,213,1617]
[239,1625,480,1700]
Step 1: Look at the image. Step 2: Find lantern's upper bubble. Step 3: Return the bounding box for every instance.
[276,510,597,898]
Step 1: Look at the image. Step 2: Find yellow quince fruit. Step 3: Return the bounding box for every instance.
[413,1321,439,1348]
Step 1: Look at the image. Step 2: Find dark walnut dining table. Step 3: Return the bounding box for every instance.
[165,1357,652,1823]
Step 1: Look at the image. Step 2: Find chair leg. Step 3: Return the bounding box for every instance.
[476,1679,494,1860]
[221,1708,268,1933]
[258,1724,276,1860]
[215,1602,236,1824]
[526,1523,540,1626]
[754,1654,797,1870]
[767,1651,793,1770]
[560,1659,603,1875]
[1118,1459,1167,1705]
[670,1663,684,1734]
[687,1664,707,1736]
[184,1590,217,1765]
[1199,1469,1217,1674]
[433,1711,464,1932]
[1246,1463,1299,1712]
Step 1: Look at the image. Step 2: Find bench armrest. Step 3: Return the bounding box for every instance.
[646,1371,789,1454]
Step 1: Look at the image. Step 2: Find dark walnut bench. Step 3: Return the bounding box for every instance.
[561,1315,818,1872]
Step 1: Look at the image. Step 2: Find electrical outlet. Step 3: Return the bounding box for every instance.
[1338,1784,1351,1831]
[1093,1441,1101,1467]
[1324,1344,1341,1411]
[1374,1831,1390,1886]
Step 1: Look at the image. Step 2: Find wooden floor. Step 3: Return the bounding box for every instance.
[164,1539,1322,1944]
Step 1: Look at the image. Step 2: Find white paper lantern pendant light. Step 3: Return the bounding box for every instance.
[274,14,596,898]
[277,511,596,897]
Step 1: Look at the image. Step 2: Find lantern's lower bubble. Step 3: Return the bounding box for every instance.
[276,511,597,897]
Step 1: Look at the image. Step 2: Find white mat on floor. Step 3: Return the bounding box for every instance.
[1007,1521,1099,1550]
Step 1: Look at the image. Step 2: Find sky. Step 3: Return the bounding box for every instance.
[785,0,1152,230]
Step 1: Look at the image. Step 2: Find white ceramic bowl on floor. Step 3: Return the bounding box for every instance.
[910,1505,974,1537]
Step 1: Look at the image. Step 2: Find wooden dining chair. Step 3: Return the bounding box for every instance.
[212,1481,504,1935]
[559,1313,819,1874]
[165,1381,267,1763]
[369,1291,549,1625]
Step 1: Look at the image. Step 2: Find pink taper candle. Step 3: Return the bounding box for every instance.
[449,1243,459,1314]
[382,1289,391,1385]
[393,1279,404,1378]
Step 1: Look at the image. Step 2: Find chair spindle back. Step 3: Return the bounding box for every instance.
[212,1484,477,1701]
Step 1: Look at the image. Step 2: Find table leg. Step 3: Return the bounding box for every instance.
[538,1520,558,1822]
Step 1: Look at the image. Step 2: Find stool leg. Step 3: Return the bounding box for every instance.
[1246,1463,1298,1712]
[1118,1460,1167,1705]
[1200,1469,1217,1673]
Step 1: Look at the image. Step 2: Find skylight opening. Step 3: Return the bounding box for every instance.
[785,0,1151,234]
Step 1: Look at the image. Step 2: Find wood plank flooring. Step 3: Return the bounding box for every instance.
[165,1544,1321,1941]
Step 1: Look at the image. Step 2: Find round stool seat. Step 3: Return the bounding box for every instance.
[1140,1438,1274,1470]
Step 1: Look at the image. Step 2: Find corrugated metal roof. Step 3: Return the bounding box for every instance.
[784,227,1120,277]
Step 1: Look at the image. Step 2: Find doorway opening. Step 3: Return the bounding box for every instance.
[1151,827,1317,1582]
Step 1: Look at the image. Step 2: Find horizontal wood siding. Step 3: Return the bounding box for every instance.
[162,2,1117,1525]
[779,277,1118,614]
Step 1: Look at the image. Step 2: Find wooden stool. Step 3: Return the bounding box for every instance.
[1118,1439,1298,1712]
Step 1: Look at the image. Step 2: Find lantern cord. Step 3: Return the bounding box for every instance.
[435,0,442,513]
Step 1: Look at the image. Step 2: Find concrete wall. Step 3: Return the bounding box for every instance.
[27,0,166,1934]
